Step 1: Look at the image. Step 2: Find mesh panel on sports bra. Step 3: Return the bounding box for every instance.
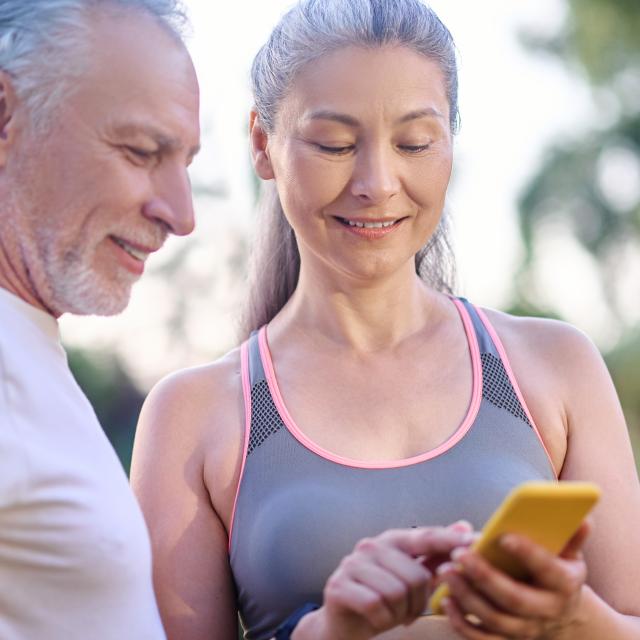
[248,380,284,455]
[480,352,532,427]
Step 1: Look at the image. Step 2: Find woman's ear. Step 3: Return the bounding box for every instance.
[249,109,275,180]
[0,72,20,168]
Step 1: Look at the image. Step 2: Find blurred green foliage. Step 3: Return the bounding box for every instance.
[606,333,640,459]
[515,0,640,469]
[521,0,640,87]
[66,346,144,474]
[517,1,640,317]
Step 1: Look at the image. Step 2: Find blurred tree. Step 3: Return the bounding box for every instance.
[516,0,640,322]
[605,330,640,455]
[513,0,640,468]
[67,346,144,474]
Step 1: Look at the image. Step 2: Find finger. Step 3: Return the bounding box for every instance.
[445,572,541,638]
[560,520,591,559]
[500,534,587,594]
[350,560,414,622]
[435,560,456,581]
[449,519,474,534]
[441,596,504,640]
[374,546,432,619]
[324,576,396,632]
[377,526,474,559]
[452,548,569,618]
[423,550,461,576]
[420,521,476,571]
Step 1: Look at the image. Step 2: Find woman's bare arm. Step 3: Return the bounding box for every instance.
[457,312,640,639]
[131,354,244,640]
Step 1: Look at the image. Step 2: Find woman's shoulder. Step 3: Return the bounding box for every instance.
[475,306,614,473]
[479,306,601,367]
[146,346,242,408]
[133,345,248,523]
[478,305,609,411]
[136,345,245,456]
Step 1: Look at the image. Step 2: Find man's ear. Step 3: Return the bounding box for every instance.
[249,109,275,180]
[0,71,20,168]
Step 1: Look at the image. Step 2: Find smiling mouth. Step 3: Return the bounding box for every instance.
[335,216,406,229]
[110,236,152,261]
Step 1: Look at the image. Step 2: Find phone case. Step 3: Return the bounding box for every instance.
[428,481,601,615]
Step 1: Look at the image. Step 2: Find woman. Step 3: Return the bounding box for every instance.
[130,1,640,638]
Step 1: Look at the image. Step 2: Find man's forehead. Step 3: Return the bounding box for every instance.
[85,7,197,98]
[76,10,200,160]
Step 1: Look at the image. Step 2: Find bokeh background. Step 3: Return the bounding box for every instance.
[60,0,640,474]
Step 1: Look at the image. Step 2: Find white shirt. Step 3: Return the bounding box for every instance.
[0,288,166,639]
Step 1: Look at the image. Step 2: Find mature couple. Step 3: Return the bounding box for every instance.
[1,1,639,639]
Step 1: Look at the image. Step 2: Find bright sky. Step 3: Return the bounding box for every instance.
[60,0,604,389]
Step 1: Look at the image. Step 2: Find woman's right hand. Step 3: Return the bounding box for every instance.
[292,522,475,640]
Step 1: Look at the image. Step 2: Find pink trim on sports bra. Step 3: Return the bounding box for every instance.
[258,298,483,470]
[228,341,253,552]
[474,306,558,478]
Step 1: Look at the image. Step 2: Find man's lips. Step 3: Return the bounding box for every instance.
[109,235,162,261]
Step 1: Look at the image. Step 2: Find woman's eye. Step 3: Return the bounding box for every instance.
[316,144,355,155]
[399,143,431,153]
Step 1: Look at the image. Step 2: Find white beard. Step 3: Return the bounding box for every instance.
[43,243,136,316]
[4,198,137,317]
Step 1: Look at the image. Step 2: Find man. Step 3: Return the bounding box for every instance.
[0,1,200,638]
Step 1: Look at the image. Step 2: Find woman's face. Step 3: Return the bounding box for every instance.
[253,45,453,285]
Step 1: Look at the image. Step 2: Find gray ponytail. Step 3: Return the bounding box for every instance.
[241,0,459,337]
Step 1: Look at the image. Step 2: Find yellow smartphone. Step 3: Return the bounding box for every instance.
[428,481,601,615]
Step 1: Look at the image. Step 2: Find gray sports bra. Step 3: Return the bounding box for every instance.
[229,298,556,640]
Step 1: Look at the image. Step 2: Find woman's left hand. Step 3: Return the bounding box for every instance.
[438,521,591,640]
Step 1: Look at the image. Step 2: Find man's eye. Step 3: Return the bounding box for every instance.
[316,144,355,155]
[399,144,431,153]
[125,146,155,161]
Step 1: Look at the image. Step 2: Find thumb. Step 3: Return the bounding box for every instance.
[561,519,591,559]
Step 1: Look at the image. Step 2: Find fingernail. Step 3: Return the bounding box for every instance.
[451,520,473,532]
[451,547,467,561]
[437,561,455,575]
[502,534,518,550]
[460,532,474,544]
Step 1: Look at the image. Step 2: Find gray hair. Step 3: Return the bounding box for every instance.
[0,0,188,129]
[242,0,458,338]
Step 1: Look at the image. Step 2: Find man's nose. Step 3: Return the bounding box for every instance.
[143,164,195,236]
[349,144,401,205]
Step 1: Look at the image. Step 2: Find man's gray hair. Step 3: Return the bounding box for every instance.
[0,0,188,128]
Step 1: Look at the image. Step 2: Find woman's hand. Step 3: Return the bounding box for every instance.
[439,521,591,640]
[292,522,474,640]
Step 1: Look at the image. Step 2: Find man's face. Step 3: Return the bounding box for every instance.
[4,8,200,316]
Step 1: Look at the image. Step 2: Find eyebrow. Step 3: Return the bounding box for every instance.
[397,107,445,124]
[306,107,445,127]
[307,110,359,127]
[114,123,201,159]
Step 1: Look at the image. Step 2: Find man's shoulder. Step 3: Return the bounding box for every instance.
[0,334,31,507]
[0,295,114,505]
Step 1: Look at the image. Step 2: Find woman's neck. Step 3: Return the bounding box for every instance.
[273,261,447,354]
